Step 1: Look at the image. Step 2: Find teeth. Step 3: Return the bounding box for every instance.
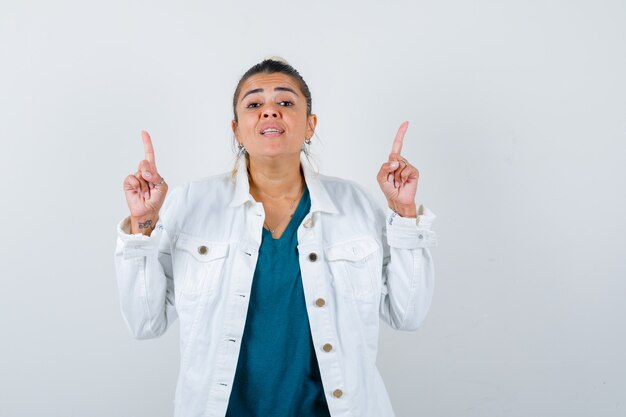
[263,128,281,134]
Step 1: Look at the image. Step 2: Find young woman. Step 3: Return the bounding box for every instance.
[115,58,437,417]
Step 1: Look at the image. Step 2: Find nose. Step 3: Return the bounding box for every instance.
[262,104,280,118]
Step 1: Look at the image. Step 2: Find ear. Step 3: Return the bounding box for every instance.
[231,119,238,140]
[306,114,318,139]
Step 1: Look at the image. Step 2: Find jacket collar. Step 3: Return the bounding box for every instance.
[228,153,339,214]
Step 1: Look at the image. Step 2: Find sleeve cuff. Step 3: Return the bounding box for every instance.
[385,205,438,249]
[116,216,164,259]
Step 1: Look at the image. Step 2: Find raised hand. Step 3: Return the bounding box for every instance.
[376,121,420,217]
[123,130,168,234]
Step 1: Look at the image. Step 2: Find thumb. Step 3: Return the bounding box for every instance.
[385,160,399,172]
[377,160,400,184]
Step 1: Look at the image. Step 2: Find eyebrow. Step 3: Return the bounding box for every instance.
[241,86,299,102]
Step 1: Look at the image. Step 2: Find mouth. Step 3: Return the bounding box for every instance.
[260,126,285,137]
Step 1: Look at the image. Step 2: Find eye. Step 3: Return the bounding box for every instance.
[279,101,293,107]
[246,102,261,109]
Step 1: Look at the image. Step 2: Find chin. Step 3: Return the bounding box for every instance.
[251,148,301,160]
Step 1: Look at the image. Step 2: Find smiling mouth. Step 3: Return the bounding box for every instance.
[260,127,285,135]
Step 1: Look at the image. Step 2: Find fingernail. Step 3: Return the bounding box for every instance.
[144,191,150,200]
[149,182,154,189]
[390,161,399,168]
[143,171,151,178]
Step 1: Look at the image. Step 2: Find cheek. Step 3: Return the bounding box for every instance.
[240,118,258,134]
[288,113,308,130]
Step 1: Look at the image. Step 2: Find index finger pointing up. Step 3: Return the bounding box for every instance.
[141,130,156,165]
[390,121,409,155]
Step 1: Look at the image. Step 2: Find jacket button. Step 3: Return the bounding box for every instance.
[198,245,208,255]
[308,252,318,262]
[322,343,333,352]
[304,218,314,228]
[315,298,326,307]
[332,389,343,398]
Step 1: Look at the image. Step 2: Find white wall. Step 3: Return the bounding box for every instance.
[1,0,624,416]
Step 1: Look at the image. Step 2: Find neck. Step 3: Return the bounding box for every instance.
[247,155,304,199]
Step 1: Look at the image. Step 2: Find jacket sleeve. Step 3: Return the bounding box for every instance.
[113,190,181,340]
[379,204,437,331]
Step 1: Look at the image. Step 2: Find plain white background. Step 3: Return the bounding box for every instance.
[1,0,625,416]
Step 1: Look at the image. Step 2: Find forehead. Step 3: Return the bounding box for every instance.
[238,72,303,99]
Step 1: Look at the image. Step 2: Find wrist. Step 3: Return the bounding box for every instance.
[388,202,417,218]
[130,214,159,235]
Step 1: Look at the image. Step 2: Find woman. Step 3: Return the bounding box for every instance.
[115,58,437,417]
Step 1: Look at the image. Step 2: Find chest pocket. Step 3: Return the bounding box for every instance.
[325,236,381,301]
[174,234,230,297]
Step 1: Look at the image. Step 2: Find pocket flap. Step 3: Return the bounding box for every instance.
[176,234,229,262]
[324,236,380,262]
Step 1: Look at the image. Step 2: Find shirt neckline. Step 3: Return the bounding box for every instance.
[262,185,310,243]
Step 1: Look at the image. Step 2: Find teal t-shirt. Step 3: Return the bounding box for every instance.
[226,186,331,417]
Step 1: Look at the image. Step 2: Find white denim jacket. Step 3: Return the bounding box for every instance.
[114,154,438,417]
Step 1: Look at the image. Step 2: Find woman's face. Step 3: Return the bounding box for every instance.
[232,72,316,161]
